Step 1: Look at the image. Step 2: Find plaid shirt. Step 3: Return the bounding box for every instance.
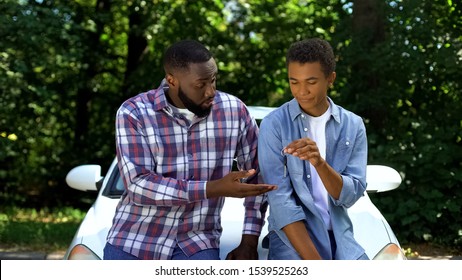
[106,80,266,260]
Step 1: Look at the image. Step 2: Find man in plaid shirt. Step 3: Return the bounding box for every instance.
[103,40,277,260]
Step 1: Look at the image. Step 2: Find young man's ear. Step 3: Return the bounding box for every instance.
[328,72,336,87]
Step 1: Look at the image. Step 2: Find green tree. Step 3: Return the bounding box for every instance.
[1,0,91,207]
[336,0,461,247]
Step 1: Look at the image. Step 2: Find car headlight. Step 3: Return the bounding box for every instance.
[65,244,101,260]
[372,243,407,260]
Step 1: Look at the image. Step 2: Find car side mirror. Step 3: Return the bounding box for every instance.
[366,165,402,193]
[65,164,103,192]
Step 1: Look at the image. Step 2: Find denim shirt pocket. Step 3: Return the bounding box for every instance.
[331,137,354,170]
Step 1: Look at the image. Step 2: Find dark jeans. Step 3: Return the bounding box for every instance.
[171,246,220,260]
[103,242,220,260]
[267,230,337,260]
[103,243,139,260]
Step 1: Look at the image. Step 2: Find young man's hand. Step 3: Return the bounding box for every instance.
[283,137,324,167]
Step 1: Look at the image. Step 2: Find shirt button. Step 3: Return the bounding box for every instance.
[346,141,350,145]
[304,128,308,132]
[302,114,305,118]
[307,175,311,179]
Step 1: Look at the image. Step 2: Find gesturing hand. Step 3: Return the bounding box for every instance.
[206,169,277,198]
[283,138,324,167]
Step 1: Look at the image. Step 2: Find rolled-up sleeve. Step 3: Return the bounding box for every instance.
[235,106,268,235]
[258,117,306,230]
[332,117,368,208]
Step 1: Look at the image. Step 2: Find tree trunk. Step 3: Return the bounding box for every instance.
[74,0,111,148]
[352,0,386,45]
[351,0,387,128]
[121,3,149,100]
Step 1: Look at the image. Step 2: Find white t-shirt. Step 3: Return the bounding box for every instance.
[304,105,332,230]
[170,104,196,124]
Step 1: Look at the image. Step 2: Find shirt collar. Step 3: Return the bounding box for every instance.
[152,79,172,113]
[288,97,340,123]
[329,97,341,123]
[152,79,212,122]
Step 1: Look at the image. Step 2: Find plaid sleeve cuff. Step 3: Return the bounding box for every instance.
[186,180,207,202]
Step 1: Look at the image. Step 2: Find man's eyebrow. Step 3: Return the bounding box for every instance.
[196,72,218,81]
[289,76,319,81]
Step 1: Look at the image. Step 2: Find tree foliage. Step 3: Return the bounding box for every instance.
[1,0,460,247]
[336,0,461,248]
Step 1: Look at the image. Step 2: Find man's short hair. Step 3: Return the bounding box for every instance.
[286,38,336,77]
[163,40,213,73]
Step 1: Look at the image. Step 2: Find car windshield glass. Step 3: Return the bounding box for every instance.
[115,175,124,192]
[102,166,124,198]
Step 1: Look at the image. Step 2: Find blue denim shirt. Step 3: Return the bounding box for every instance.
[258,97,368,260]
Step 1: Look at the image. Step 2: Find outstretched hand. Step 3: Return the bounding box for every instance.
[206,169,277,198]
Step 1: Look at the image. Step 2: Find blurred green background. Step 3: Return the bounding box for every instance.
[1,0,460,249]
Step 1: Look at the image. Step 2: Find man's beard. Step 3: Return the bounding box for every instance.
[178,86,212,118]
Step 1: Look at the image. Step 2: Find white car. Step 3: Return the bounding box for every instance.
[64,106,406,260]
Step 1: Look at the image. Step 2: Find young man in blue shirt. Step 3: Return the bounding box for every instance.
[258,38,369,260]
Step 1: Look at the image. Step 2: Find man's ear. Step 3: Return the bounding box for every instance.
[166,73,176,87]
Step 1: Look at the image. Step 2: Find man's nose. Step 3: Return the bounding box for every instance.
[205,83,216,98]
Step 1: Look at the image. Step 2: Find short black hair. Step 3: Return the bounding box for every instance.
[163,40,213,73]
[286,38,336,77]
